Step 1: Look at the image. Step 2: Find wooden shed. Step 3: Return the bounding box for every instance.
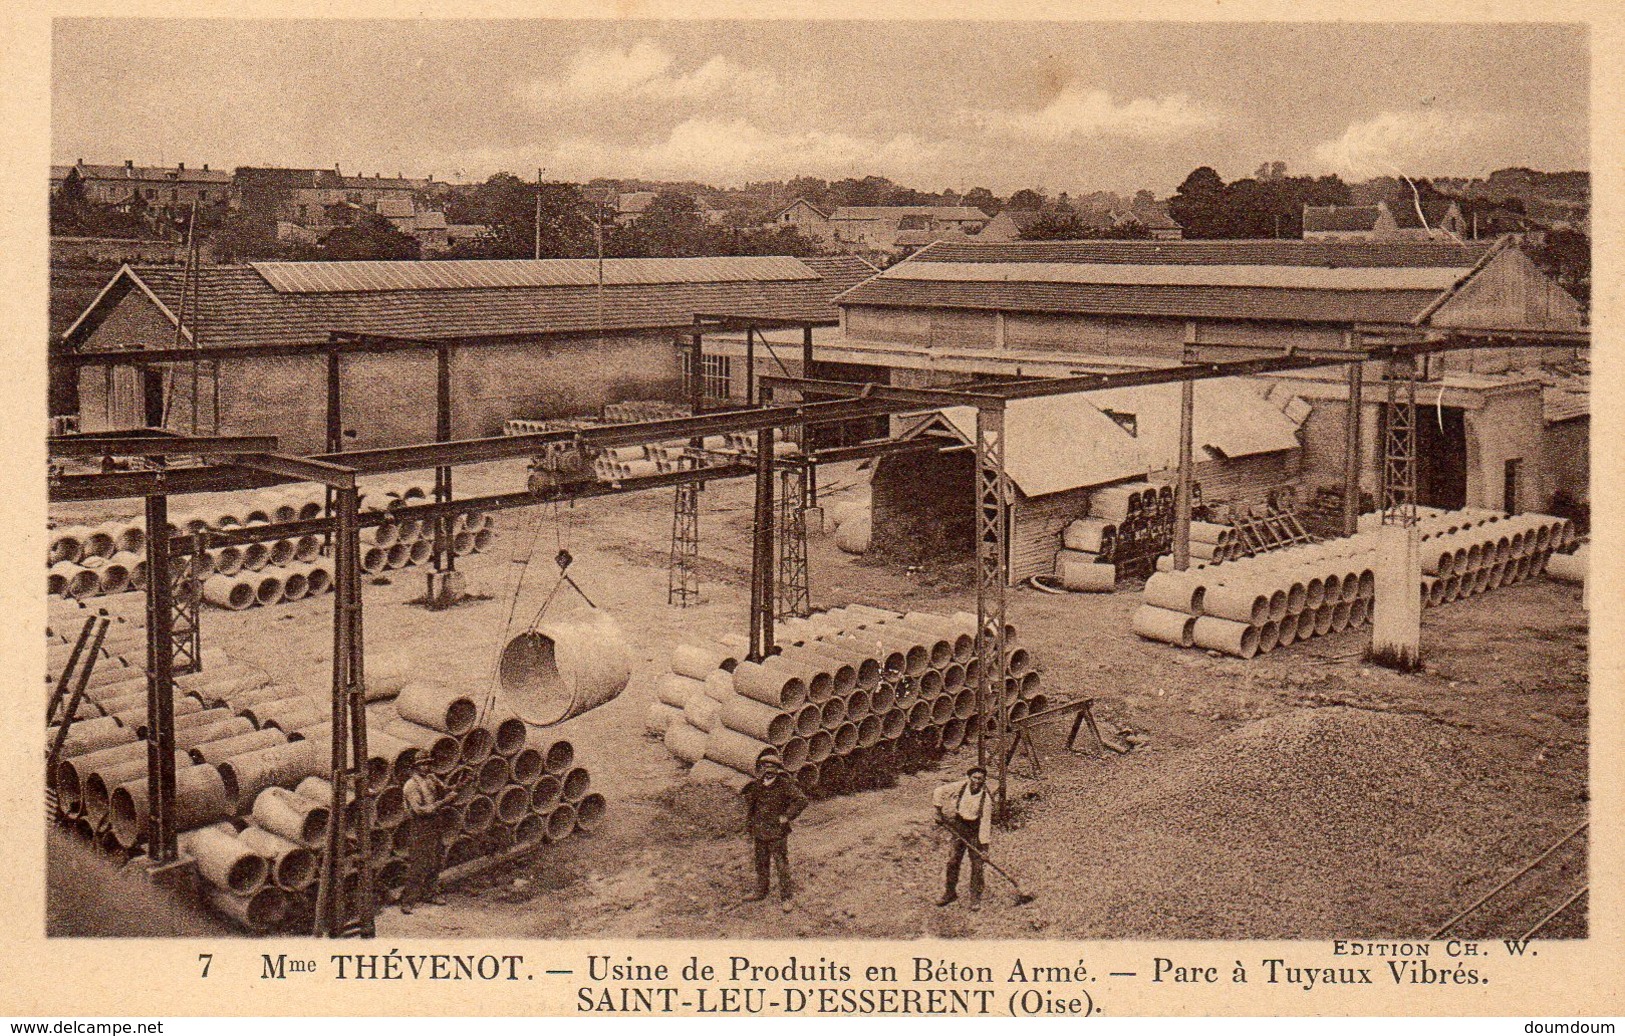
[869,381,1308,585]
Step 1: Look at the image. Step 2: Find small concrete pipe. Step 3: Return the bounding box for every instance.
[1057,558,1117,593]
[1132,606,1197,647]
[205,885,289,934]
[729,658,809,710]
[719,695,794,745]
[204,575,255,611]
[1143,571,1206,615]
[1192,617,1259,659]
[459,726,495,765]
[670,644,739,680]
[646,703,681,736]
[655,673,704,708]
[542,740,575,775]
[685,694,722,733]
[529,774,562,811]
[190,729,290,765]
[706,726,780,773]
[81,754,194,827]
[395,683,478,735]
[382,719,461,773]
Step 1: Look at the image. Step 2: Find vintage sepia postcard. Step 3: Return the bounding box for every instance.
[1,0,1619,1022]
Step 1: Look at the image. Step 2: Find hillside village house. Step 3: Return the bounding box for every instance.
[51,160,233,216]
[826,206,991,254]
[737,237,1585,582]
[772,199,838,245]
[1303,199,1468,242]
[62,255,876,453]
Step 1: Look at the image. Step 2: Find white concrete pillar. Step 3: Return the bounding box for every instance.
[1371,523,1422,671]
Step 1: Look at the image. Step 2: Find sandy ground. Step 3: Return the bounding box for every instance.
[48,459,1589,939]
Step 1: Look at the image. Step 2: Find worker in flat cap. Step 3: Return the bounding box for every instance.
[739,749,807,912]
[932,764,999,908]
[399,754,463,914]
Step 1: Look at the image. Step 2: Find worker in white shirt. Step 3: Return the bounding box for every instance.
[931,765,999,908]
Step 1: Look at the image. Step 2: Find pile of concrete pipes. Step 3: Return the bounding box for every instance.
[48,520,152,600]
[649,606,1043,796]
[1052,480,1201,585]
[1355,508,1576,609]
[1133,508,1575,658]
[364,682,604,873]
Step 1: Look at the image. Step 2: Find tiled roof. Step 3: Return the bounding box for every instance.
[252,256,817,292]
[835,277,1442,324]
[799,255,879,298]
[829,206,991,222]
[55,162,232,184]
[1303,205,1383,233]
[68,257,858,350]
[905,239,1490,267]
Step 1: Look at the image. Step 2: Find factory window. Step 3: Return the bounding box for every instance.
[681,350,732,401]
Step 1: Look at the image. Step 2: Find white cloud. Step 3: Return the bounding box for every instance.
[974,85,1216,142]
[517,40,777,107]
[544,118,940,185]
[1311,108,1498,179]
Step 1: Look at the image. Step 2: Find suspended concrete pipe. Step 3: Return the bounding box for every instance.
[395,683,478,736]
[178,825,269,895]
[204,575,255,611]
[498,610,633,726]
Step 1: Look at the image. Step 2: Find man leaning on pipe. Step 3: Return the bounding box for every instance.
[933,764,999,909]
[740,749,807,912]
[400,754,465,914]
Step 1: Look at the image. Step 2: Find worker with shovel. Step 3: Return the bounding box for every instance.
[933,765,1000,909]
[740,750,807,912]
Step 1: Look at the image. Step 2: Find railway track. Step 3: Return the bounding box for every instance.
[1431,822,1588,941]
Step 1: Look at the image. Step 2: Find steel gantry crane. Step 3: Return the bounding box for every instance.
[49,323,1579,930]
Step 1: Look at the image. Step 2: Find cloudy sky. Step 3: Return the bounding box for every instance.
[51,20,1588,195]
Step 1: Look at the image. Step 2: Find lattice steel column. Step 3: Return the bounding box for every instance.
[776,465,811,620]
[316,486,376,938]
[169,535,203,676]
[668,481,701,606]
[1381,357,1419,527]
[973,405,1010,818]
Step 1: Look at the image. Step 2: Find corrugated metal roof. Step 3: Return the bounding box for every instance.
[68,260,852,350]
[836,277,1440,324]
[251,256,819,294]
[879,261,1467,291]
[898,380,1300,497]
[1085,382,1303,471]
[907,239,1490,267]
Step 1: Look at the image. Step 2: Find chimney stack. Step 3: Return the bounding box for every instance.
[177,162,184,172]
[202,163,209,171]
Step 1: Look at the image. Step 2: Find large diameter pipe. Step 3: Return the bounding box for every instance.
[704,727,779,774]
[217,738,328,814]
[236,825,319,891]
[109,765,232,849]
[178,825,269,895]
[497,611,633,726]
[250,786,330,847]
[81,753,194,827]
[190,728,290,765]
[205,885,289,934]
[1192,617,1260,659]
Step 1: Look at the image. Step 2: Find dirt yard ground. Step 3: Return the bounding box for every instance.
[49,457,1589,940]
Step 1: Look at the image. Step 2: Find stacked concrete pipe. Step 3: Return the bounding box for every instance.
[654,606,1040,797]
[1134,507,1573,658]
